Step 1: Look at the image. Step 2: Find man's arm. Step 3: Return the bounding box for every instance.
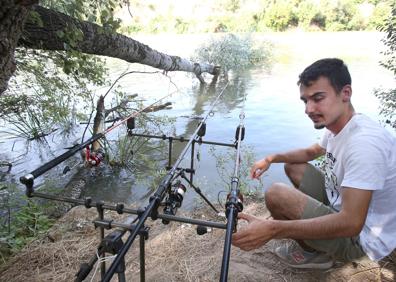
[232,187,372,251]
[251,143,325,179]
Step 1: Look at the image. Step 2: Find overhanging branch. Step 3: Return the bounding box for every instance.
[19,5,220,80]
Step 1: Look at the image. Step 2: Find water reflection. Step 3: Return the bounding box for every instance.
[169,76,248,165]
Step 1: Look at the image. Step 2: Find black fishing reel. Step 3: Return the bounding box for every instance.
[162,180,187,224]
[226,191,244,213]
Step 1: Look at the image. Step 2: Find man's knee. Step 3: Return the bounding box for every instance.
[284,163,307,188]
[265,182,308,220]
[265,183,289,212]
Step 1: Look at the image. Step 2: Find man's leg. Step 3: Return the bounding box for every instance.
[284,162,307,188]
[264,163,365,267]
[264,182,308,221]
[264,181,335,269]
[284,162,329,204]
[265,162,326,221]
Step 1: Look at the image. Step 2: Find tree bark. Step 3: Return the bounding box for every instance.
[92,96,105,151]
[19,5,220,81]
[0,0,37,95]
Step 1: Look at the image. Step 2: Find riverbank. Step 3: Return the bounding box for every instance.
[0,195,394,281]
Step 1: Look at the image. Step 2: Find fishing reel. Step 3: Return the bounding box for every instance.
[82,146,105,167]
[226,191,244,213]
[126,117,135,135]
[162,180,187,224]
[225,190,244,233]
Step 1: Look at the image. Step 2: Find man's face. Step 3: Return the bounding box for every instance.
[299,76,351,132]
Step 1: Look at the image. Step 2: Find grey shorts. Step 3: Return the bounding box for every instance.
[299,163,366,261]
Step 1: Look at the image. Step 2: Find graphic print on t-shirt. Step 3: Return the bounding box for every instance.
[323,152,339,208]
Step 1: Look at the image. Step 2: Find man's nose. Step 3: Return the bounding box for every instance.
[305,100,314,114]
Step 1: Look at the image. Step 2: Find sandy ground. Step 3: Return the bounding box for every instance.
[0,196,395,282]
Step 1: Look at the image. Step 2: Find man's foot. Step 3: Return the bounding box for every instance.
[274,241,334,269]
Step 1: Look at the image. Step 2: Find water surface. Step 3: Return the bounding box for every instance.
[1,32,395,211]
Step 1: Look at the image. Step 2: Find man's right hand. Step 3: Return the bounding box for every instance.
[250,157,272,179]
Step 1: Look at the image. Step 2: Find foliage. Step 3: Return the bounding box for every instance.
[121,0,393,34]
[209,145,263,196]
[262,0,298,32]
[106,104,175,175]
[379,4,396,77]
[376,2,396,130]
[321,0,364,31]
[295,0,324,30]
[0,46,103,139]
[0,185,55,262]
[41,0,122,31]
[368,2,393,30]
[192,34,273,76]
[374,89,396,129]
[1,0,130,139]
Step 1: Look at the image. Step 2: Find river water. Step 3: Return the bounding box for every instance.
[1,32,395,211]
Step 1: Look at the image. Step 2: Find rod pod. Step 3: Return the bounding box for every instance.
[102,82,230,282]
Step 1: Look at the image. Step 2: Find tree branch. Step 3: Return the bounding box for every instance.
[19,5,219,79]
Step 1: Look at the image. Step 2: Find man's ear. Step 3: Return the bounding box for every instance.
[341,85,352,102]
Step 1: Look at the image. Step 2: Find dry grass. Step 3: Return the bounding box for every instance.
[0,197,395,282]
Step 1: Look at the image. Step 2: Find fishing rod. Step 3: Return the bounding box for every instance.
[19,91,176,195]
[220,95,246,281]
[102,82,230,282]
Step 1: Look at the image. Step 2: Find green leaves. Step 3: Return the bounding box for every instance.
[41,0,123,31]
[209,145,262,195]
[193,34,273,76]
[0,187,55,259]
[2,1,129,140]
[28,10,44,27]
[376,2,396,131]
[120,1,393,33]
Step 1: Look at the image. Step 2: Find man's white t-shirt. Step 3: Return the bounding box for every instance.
[319,114,396,261]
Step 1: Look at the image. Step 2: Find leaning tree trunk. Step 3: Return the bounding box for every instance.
[19,5,220,84]
[92,96,105,152]
[0,0,37,95]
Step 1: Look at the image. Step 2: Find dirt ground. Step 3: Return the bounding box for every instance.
[0,195,395,282]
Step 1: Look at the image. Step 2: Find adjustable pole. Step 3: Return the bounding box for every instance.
[220,119,246,280]
[96,201,106,280]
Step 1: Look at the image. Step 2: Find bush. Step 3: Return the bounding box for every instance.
[368,2,393,30]
[296,0,324,30]
[321,0,358,31]
[193,34,273,76]
[120,1,393,33]
[209,145,263,195]
[261,0,298,31]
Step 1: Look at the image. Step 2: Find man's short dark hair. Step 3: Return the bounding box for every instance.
[298,58,351,93]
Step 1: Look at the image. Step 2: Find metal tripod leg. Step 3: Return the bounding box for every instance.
[180,171,219,213]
